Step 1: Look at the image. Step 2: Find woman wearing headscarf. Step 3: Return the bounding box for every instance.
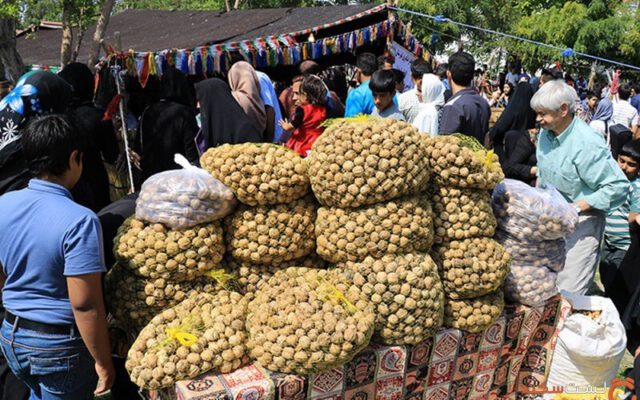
[489,81,536,161]
[589,97,613,139]
[195,78,262,149]
[412,73,445,135]
[59,63,119,211]
[228,61,267,135]
[255,71,282,143]
[0,70,72,195]
[137,67,200,182]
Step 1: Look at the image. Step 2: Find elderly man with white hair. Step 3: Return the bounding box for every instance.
[531,80,629,295]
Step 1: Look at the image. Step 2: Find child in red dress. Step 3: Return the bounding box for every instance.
[279,75,327,157]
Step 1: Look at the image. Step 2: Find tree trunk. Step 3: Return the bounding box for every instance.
[72,27,86,63]
[88,0,115,71]
[60,0,74,67]
[0,16,25,82]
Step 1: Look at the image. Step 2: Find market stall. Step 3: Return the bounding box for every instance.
[97,117,622,400]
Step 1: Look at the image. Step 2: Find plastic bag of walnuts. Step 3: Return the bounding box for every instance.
[316,195,434,263]
[492,179,579,241]
[246,267,375,375]
[503,265,558,306]
[200,143,309,206]
[431,185,497,244]
[423,134,504,190]
[105,264,235,331]
[307,118,430,208]
[444,290,505,332]
[336,253,444,345]
[126,291,248,390]
[432,238,511,299]
[135,155,237,229]
[114,217,225,281]
[224,196,317,264]
[495,230,566,272]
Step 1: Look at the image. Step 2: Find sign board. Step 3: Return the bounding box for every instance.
[392,41,418,92]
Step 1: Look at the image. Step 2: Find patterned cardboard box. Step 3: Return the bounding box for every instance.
[152,295,570,400]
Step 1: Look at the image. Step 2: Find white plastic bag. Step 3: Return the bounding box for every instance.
[135,155,237,229]
[547,290,627,388]
[503,265,558,306]
[492,179,579,241]
[495,230,566,272]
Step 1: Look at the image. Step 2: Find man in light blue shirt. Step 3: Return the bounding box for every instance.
[532,80,629,295]
[345,53,377,117]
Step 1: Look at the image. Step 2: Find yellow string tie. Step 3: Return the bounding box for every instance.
[165,328,198,347]
[205,269,234,288]
[317,278,358,315]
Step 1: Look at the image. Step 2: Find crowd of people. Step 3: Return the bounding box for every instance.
[1,48,640,399]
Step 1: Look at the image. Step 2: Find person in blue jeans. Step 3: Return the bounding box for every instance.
[0,114,115,399]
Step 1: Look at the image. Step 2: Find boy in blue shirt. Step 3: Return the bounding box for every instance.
[370,70,405,121]
[601,140,640,295]
[0,115,114,399]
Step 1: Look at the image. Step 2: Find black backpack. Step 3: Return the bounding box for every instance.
[608,123,633,159]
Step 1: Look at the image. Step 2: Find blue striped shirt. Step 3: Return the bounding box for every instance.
[605,178,640,250]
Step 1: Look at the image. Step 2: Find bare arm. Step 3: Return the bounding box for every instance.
[67,273,115,394]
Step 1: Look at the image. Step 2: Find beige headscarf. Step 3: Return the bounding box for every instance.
[228,61,267,134]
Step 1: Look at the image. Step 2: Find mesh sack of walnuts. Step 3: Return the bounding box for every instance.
[246,267,375,375]
[104,264,230,331]
[503,265,558,307]
[307,118,430,208]
[336,253,444,345]
[200,143,309,206]
[224,196,316,264]
[423,134,504,190]
[432,238,511,299]
[126,291,248,390]
[135,168,236,229]
[431,185,497,244]
[492,179,578,241]
[114,217,225,281]
[495,230,566,272]
[444,290,504,332]
[224,254,327,297]
[316,195,434,263]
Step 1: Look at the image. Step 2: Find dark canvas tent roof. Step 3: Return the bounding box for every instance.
[17,4,384,66]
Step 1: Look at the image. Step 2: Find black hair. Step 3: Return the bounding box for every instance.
[321,66,348,103]
[22,114,85,178]
[410,59,432,79]
[619,84,632,100]
[435,63,448,80]
[392,68,405,84]
[447,51,475,86]
[620,139,640,163]
[356,53,378,77]
[585,90,598,99]
[369,69,395,94]
[300,75,326,106]
[377,55,395,68]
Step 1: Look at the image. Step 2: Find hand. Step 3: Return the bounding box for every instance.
[94,362,116,395]
[278,119,294,132]
[635,214,640,226]
[573,200,591,212]
[129,150,141,170]
[530,166,537,176]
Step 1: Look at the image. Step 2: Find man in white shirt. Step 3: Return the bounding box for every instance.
[612,84,639,130]
[398,59,432,124]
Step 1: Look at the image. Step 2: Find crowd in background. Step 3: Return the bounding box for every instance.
[2,50,640,398]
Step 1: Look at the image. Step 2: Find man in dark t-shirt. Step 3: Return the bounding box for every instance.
[439,51,490,143]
